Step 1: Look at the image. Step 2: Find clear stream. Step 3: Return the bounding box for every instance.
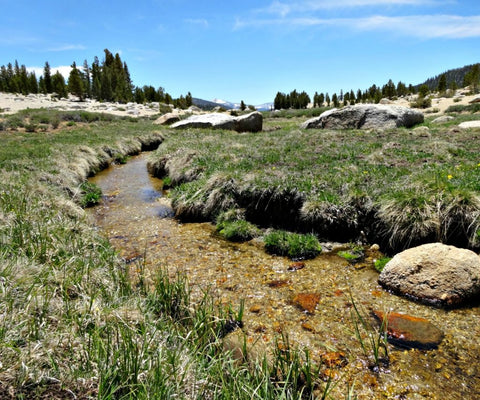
[88,153,480,399]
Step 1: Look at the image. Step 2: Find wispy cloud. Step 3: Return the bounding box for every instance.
[235,12,480,39]
[261,0,443,16]
[184,18,209,28]
[46,44,87,52]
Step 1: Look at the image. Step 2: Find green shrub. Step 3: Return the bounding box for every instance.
[6,115,25,130]
[410,96,432,109]
[445,103,480,113]
[24,123,38,132]
[159,103,172,114]
[264,230,322,260]
[79,182,102,207]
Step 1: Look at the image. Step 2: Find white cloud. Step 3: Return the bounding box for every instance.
[184,18,209,28]
[46,44,87,52]
[27,65,72,79]
[235,14,480,39]
[261,0,442,16]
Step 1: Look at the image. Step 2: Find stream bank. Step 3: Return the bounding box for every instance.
[88,151,480,399]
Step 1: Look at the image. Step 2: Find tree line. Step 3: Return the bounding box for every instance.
[0,49,193,109]
[273,63,480,110]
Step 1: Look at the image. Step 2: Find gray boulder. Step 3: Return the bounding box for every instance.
[301,104,424,130]
[171,111,262,132]
[469,95,480,104]
[153,113,181,125]
[378,243,480,308]
[432,115,454,124]
[459,120,480,129]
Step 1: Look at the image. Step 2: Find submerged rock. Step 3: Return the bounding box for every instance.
[292,293,320,314]
[378,243,480,307]
[301,104,424,130]
[171,111,263,132]
[372,310,444,350]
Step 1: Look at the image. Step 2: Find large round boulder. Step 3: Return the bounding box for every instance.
[378,243,480,307]
[301,104,424,130]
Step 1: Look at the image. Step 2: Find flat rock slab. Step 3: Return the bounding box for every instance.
[378,243,480,308]
[301,104,424,130]
[459,120,480,129]
[171,111,263,132]
[372,310,444,350]
[153,113,181,125]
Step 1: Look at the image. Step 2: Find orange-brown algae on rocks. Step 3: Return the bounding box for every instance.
[292,293,321,314]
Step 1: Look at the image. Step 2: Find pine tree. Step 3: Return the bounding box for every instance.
[68,62,85,100]
[332,93,339,107]
[319,93,325,107]
[91,57,101,99]
[100,69,113,101]
[28,71,38,94]
[43,61,52,94]
[82,60,92,98]
[134,87,145,104]
[52,71,67,98]
[186,92,193,107]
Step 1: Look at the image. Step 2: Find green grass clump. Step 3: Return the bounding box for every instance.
[79,181,102,207]
[216,209,261,242]
[217,219,261,242]
[264,230,322,260]
[374,257,391,272]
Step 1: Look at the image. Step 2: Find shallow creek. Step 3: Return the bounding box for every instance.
[88,153,480,399]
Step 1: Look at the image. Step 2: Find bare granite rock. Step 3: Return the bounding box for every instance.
[378,243,480,307]
[153,113,181,125]
[459,120,480,129]
[301,104,424,130]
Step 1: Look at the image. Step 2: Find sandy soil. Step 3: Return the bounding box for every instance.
[1,90,479,118]
[0,92,162,118]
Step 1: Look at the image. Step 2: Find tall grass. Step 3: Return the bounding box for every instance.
[1,110,355,398]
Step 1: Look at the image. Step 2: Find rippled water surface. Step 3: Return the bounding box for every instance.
[89,153,480,399]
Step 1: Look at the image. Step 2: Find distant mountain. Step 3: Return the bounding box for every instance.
[418,63,479,91]
[192,97,273,112]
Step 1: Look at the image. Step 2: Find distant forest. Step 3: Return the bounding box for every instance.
[1,52,478,111]
[0,48,193,109]
[274,63,480,110]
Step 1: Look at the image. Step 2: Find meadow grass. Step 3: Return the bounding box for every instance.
[0,110,352,399]
[149,111,480,253]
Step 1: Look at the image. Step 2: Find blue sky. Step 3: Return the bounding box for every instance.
[1,0,479,105]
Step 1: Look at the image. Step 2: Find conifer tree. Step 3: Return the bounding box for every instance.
[82,60,92,98]
[186,92,193,107]
[43,62,52,94]
[28,71,38,94]
[52,71,67,98]
[332,93,339,107]
[90,57,101,99]
[68,62,85,100]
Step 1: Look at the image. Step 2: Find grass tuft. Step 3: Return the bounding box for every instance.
[264,230,322,260]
